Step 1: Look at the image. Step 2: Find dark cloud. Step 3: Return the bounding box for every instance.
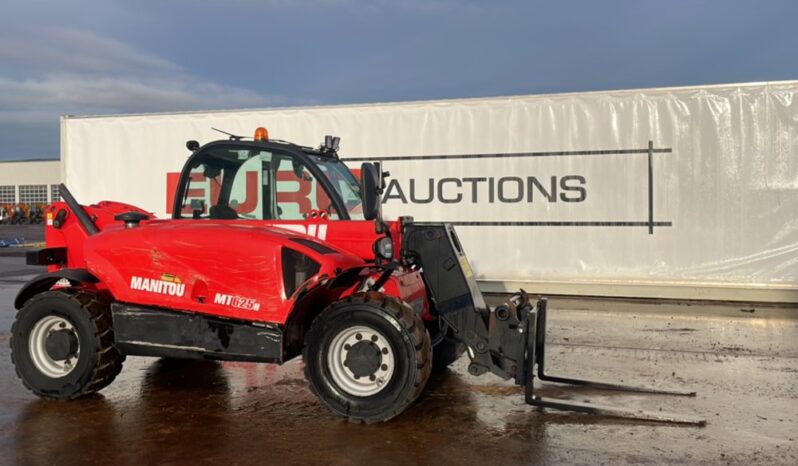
[0,26,279,115]
[0,23,281,159]
[0,0,796,160]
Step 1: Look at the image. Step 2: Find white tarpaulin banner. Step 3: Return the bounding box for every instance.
[62,81,798,302]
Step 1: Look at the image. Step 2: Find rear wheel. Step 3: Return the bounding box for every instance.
[10,290,124,399]
[303,292,432,422]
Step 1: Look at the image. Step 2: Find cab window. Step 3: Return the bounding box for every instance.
[274,153,339,220]
[177,146,340,220]
[311,156,364,220]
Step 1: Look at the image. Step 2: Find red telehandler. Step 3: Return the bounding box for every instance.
[10,129,703,424]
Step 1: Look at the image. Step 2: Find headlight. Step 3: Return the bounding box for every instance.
[375,237,394,260]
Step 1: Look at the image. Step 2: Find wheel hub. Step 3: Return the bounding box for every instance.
[327,325,396,397]
[45,329,79,361]
[344,341,382,378]
[28,315,80,378]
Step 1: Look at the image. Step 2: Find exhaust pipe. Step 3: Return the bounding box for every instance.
[58,183,99,236]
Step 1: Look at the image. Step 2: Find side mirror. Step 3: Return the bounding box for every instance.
[360,163,380,221]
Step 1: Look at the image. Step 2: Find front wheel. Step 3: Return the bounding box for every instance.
[303,292,432,423]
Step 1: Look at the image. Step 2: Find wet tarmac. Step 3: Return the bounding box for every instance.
[0,225,44,246]
[1,262,796,465]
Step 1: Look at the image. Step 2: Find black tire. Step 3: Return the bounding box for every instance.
[303,292,432,423]
[10,290,124,399]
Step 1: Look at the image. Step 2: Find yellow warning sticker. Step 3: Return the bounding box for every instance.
[161,273,182,284]
[459,255,474,278]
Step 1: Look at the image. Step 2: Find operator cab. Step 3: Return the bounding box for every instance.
[172,130,364,222]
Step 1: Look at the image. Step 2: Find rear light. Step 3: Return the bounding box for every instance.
[26,247,67,266]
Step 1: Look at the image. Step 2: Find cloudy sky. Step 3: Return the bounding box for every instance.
[1,0,796,160]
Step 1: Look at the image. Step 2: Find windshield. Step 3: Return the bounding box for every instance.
[307,155,364,221]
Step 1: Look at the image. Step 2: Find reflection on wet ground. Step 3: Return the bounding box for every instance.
[1,283,796,465]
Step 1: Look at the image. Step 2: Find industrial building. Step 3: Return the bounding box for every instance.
[0,159,61,204]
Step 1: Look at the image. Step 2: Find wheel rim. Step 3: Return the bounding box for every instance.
[327,325,395,397]
[28,315,80,378]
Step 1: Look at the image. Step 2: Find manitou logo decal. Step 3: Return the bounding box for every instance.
[213,293,261,311]
[130,275,186,297]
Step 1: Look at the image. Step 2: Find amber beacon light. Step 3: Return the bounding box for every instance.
[254,127,269,141]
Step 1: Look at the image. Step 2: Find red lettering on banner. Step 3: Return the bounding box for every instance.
[276,171,312,214]
[233,171,259,214]
[166,170,327,216]
[166,172,179,214]
[166,172,221,214]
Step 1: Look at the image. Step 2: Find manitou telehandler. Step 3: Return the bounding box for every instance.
[10,129,702,424]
